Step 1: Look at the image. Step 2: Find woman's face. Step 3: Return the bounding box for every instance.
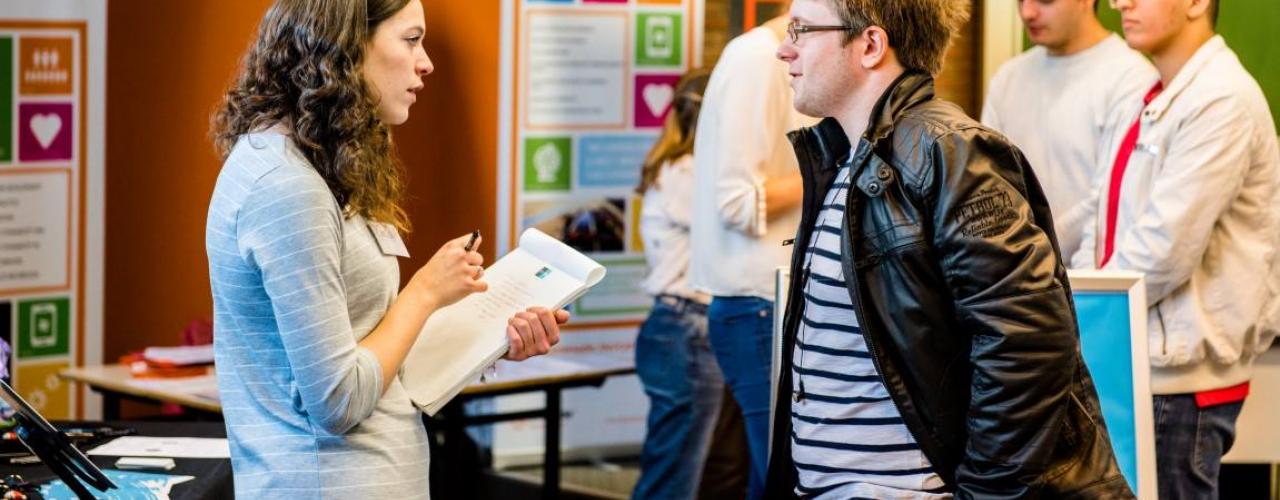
[363,0,434,125]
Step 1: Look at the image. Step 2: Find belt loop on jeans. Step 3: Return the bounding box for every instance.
[656,294,707,315]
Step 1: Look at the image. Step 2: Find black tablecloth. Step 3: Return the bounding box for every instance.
[0,420,232,499]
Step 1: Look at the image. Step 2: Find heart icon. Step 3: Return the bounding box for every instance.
[642,83,674,119]
[30,113,63,150]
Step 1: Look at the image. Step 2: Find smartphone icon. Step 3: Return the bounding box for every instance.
[31,303,57,348]
[644,16,674,60]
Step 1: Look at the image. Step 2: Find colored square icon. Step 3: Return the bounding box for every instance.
[633,74,681,128]
[18,103,74,162]
[19,37,74,96]
[524,137,573,192]
[0,38,12,163]
[17,297,70,359]
[635,12,682,67]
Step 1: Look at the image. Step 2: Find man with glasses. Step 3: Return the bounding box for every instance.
[1071,0,1280,497]
[767,0,1132,497]
[689,4,813,498]
[982,0,1155,259]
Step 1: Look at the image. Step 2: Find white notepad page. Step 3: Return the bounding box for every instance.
[401,228,606,415]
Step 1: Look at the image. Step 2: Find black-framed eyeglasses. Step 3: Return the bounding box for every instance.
[786,21,855,44]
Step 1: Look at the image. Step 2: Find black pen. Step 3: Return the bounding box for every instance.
[464,230,480,252]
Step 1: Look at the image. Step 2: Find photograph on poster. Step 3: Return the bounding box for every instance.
[523,198,628,254]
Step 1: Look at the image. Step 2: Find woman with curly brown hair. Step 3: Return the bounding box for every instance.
[206,0,566,496]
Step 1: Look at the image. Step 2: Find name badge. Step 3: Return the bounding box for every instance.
[368,221,409,258]
[1135,142,1161,156]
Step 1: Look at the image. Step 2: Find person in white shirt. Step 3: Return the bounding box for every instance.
[688,11,813,499]
[631,69,719,500]
[1071,0,1280,497]
[982,0,1155,259]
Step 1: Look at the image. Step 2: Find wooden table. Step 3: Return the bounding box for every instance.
[59,365,221,419]
[60,362,635,499]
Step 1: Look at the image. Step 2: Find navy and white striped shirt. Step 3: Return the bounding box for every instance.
[790,157,950,499]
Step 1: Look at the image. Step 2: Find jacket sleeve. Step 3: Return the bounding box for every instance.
[926,128,1077,499]
[237,168,384,436]
[1107,94,1254,306]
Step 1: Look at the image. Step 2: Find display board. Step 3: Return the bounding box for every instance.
[772,269,1156,499]
[0,0,105,420]
[498,0,704,325]
[490,0,705,462]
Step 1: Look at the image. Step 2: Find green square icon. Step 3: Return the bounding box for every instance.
[523,137,572,192]
[0,37,12,163]
[635,13,683,67]
[17,297,70,359]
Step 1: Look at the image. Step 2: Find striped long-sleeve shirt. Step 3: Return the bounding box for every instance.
[206,130,430,498]
[789,158,949,499]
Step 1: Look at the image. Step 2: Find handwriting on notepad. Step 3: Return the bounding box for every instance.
[470,274,536,321]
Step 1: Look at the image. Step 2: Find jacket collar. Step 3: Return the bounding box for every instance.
[1144,35,1227,122]
[864,70,936,147]
[803,70,936,172]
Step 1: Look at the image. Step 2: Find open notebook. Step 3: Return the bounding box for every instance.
[401,228,606,415]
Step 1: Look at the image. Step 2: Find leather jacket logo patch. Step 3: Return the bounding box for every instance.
[956,188,1017,238]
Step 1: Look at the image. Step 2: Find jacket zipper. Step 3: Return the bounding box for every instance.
[782,130,826,402]
[839,152,942,470]
[1156,301,1168,355]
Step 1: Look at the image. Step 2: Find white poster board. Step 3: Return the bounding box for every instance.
[488,0,705,462]
[771,268,1156,499]
[498,0,704,324]
[0,0,105,420]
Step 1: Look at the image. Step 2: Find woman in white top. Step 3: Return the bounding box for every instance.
[630,70,719,500]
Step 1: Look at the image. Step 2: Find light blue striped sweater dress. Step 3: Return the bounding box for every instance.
[206,130,430,498]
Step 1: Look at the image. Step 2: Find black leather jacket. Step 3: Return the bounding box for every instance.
[764,72,1133,499]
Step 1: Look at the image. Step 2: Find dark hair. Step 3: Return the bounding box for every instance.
[636,69,712,194]
[825,0,971,75]
[211,0,413,232]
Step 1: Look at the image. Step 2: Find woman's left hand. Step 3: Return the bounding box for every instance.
[504,307,570,361]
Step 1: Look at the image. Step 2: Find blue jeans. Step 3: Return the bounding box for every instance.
[632,296,723,500]
[1153,394,1243,500]
[707,296,775,500]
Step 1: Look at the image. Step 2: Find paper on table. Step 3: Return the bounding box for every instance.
[401,228,606,415]
[142,344,214,365]
[87,436,230,459]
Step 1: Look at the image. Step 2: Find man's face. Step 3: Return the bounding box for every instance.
[775,0,861,118]
[1020,0,1092,51]
[1114,0,1186,54]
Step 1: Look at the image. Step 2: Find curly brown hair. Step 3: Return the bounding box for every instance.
[211,0,412,232]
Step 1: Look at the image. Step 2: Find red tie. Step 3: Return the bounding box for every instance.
[1099,82,1165,268]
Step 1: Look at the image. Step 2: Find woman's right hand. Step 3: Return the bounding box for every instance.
[406,233,488,310]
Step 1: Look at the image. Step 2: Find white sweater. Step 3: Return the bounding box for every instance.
[982,35,1156,259]
[689,26,812,299]
[1070,36,1280,394]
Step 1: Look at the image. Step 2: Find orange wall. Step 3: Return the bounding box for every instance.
[104,1,502,368]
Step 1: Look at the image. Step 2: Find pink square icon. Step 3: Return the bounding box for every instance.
[634,74,681,128]
[18,103,73,162]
